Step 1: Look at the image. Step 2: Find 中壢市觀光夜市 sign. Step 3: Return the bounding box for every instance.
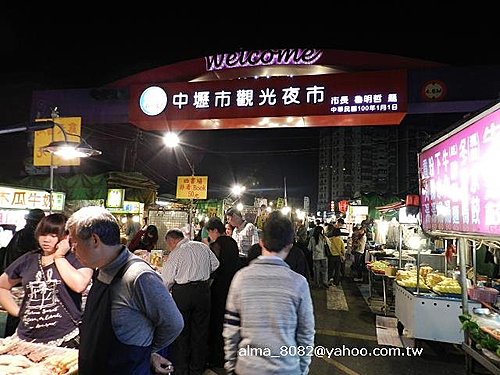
[129,70,407,131]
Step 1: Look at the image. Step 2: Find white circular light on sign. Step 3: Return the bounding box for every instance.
[139,86,167,116]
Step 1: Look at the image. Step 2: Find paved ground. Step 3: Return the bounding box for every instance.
[313,277,498,375]
[204,277,492,375]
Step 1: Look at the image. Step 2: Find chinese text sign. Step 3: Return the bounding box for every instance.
[419,104,500,236]
[176,176,208,200]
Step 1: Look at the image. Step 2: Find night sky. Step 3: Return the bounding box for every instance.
[0,8,498,211]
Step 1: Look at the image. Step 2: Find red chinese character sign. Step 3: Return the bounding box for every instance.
[176,176,208,200]
[130,70,407,131]
[338,200,349,213]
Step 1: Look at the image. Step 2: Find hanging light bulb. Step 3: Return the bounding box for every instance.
[42,140,102,159]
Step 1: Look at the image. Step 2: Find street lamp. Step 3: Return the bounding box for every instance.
[163,132,195,238]
[163,132,195,175]
[0,117,101,213]
[231,184,246,197]
[41,111,102,213]
[0,120,55,135]
[42,109,102,159]
[44,126,102,213]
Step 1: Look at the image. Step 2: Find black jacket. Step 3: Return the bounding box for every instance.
[0,223,39,274]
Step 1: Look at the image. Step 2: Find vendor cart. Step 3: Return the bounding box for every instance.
[395,282,480,344]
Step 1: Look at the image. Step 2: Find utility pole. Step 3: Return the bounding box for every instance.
[284,176,288,207]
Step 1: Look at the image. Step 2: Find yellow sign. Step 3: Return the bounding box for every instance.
[276,197,285,209]
[33,117,82,166]
[176,176,208,200]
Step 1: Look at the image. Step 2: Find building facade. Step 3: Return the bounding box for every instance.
[316,65,500,213]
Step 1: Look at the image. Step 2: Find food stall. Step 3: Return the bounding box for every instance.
[417,99,500,371]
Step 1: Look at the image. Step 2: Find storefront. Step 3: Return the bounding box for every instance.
[0,184,65,246]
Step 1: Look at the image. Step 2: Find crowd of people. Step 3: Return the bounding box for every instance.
[0,204,374,374]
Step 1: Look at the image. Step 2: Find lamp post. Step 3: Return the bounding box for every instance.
[163,132,196,239]
[0,117,101,213]
[41,110,102,213]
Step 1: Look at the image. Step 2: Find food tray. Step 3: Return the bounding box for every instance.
[432,290,462,298]
[0,337,77,374]
[395,282,430,293]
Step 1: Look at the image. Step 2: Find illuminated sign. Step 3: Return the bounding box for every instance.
[33,117,82,166]
[329,93,399,114]
[139,86,168,116]
[106,189,125,208]
[419,101,500,236]
[129,70,407,131]
[176,176,208,200]
[0,186,65,211]
[421,80,447,101]
[106,201,143,214]
[205,48,323,71]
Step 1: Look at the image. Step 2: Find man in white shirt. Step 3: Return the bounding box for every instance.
[162,229,220,375]
[226,207,260,267]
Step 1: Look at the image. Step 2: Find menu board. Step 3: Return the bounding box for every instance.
[418,101,500,236]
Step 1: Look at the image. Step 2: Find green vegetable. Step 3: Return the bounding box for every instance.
[459,313,500,354]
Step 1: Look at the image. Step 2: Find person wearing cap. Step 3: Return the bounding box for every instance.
[0,208,46,336]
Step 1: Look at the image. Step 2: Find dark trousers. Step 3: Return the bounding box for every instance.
[207,282,230,368]
[327,253,335,280]
[170,281,211,375]
[297,242,313,282]
[330,255,342,285]
[353,251,365,279]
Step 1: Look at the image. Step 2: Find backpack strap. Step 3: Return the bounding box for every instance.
[113,258,150,282]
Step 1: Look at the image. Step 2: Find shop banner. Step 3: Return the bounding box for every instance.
[419,101,500,236]
[130,70,407,131]
[176,176,208,200]
[0,186,65,211]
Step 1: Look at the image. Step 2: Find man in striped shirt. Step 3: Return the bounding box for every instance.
[162,229,220,375]
[223,212,315,375]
